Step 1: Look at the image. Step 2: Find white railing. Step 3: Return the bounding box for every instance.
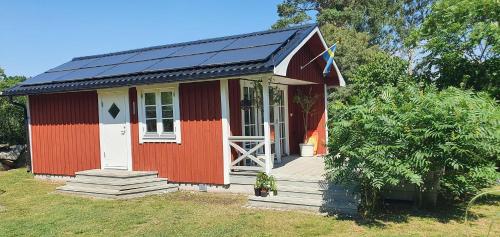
[229,136,270,172]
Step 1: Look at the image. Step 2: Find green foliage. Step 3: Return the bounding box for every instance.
[273,0,434,56]
[417,0,500,98]
[327,84,500,213]
[326,55,500,215]
[0,69,26,145]
[255,172,277,191]
[320,24,381,80]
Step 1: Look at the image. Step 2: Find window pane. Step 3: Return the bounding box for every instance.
[162,105,173,118]
[162,119,174,132]
[145,106,156,118]
[145,93,156,105]
[161,92,173,105]
[146,119,157,132]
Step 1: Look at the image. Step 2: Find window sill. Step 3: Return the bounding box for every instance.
[141,135,179,144]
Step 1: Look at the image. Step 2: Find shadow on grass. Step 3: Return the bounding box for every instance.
[335,194,500,228]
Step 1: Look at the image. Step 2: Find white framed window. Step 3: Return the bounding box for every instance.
[137,85,181,143]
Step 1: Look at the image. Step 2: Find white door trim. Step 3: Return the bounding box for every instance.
[97,88,133,171]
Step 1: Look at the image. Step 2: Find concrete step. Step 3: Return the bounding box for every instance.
[75,169,158,181]
[57,183,178,198]
[67,177,168,186]
[66,179,170,191]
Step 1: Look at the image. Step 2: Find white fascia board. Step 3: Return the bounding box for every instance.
[274,26,346,87]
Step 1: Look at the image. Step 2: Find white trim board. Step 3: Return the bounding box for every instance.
[26,97,34,172]
[219,79,231,184]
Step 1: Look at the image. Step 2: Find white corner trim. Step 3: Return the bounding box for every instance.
[26,97,34,172]
[274,26,346,87]
[323,84,329,154]
[220,79,231,184]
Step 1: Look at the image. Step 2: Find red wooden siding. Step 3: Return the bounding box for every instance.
[228,79,242,137]
[29,91,101,176]
[130,81,224,184]
[286,33,329,155]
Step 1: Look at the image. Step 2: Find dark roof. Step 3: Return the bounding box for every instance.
[3,24,317,96]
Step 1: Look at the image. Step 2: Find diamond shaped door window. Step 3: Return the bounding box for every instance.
[108,103,120,119]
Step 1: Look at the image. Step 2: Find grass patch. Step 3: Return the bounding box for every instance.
[0,168,498,236]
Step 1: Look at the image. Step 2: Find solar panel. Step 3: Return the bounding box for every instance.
[98,60,161,77]
[84,52,138,68]
[56,65,115,81]
[224,30,296,50]
[170,39,236,57]
[124,47,182,63]
[47,58,99,72]
[20,70,71,85]
[145,53,216,72]
[201,44,281,66]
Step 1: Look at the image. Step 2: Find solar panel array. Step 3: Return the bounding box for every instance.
[23,29,298,85]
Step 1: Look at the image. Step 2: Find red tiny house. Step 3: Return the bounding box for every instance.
[5,24,344,185]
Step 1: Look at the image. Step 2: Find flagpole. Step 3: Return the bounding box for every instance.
[300,43,337,70]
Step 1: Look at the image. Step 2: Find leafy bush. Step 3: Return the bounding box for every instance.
[0,69,26,145]
[325,55,500,216]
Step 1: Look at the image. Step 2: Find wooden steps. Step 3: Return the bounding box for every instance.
[56,169,178,199]
[230,171,359,216]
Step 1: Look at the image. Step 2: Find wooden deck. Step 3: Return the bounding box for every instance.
[270,155,326,180]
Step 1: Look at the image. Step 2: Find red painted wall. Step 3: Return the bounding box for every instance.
[130,81,224,184]
[286,33,329,155]
[29,91,101,176]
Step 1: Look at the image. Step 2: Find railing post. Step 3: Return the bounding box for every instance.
[262,77,272,174]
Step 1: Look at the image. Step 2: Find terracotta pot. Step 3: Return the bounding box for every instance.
[260,189,269,197]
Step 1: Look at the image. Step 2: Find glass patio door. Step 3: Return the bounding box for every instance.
[241,81,288,163]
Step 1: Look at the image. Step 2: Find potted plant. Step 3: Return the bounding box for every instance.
[255,172,277,197]
[269,175,278,196]
[293,88,320,157]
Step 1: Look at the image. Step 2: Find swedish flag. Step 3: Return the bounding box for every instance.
[322,44,336,77]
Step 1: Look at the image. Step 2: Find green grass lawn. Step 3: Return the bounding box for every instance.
[0,169,498,237]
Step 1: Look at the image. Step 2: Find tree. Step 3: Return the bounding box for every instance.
[0,69,26,145]
[273,0,434,60]
[320,24,381,80]
[417,0,500,98]
[325,57,500,216]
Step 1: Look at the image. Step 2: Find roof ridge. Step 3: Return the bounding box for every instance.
[73,23,317,61]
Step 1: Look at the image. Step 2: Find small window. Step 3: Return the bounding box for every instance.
[139,87,180,143]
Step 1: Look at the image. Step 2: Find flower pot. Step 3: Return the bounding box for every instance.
[254,188,261,196]
[272,190,278,196]
[299,143,314,157]
[260,189,269,197]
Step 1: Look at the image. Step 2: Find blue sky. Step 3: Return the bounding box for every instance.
[0,0,283,77]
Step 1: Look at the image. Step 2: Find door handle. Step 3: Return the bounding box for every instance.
[121,126,126,135]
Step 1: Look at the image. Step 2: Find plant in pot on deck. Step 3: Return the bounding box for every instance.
[293,88,320,157]
[255,172,277,197]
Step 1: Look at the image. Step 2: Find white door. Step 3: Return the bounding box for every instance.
[98,90,131,170]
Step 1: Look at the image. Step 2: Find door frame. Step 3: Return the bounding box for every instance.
[97,88,133,171]
[239,81,290,157]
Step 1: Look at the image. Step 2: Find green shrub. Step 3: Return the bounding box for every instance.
[326,82,499,216]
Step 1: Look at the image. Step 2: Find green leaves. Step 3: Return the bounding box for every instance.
[326,57,499,210]
[0,69,26,145]
[418,0,500,99]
